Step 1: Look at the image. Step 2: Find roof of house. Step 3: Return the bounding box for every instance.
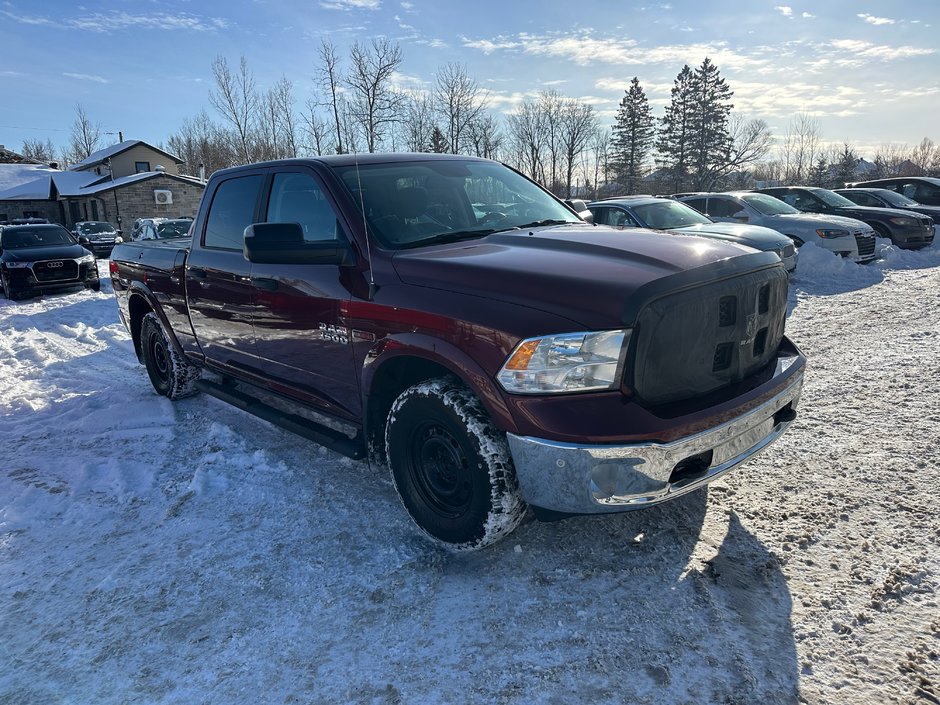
[0,170,204,201]
[0,163,63,195]
[68,140,184,171]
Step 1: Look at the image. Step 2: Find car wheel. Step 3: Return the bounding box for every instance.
[87,280,101,292]
[140,312,200,399]
[385,377,527,550]
[1,273,18,301]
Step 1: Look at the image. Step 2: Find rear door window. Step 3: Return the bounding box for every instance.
[705,197,741,218]
[204,175,265,250]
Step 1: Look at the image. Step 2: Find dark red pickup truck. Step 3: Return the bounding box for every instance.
[111,154,805,549]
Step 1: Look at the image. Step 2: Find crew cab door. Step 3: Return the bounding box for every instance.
[186,172,265,374]
[249,169,361,420]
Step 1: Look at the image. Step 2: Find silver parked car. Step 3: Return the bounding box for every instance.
[674,192,877,263]
[588,196,798,273]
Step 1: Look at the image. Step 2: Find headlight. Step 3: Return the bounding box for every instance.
[4,261,29,268]
[888,217,916,226]
[115,236,123,243]
[816,228,849,239]
[497,329,630,394]
[77,254,95,264]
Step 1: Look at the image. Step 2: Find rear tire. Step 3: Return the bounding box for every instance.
[140,312,200,399]
[385,377,527,550]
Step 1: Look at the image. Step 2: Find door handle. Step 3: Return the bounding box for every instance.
[251,277,278,291]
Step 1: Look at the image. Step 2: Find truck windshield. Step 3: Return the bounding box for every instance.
[332,159,582,249]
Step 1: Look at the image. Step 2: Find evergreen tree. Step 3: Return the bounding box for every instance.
[430,126,448,153]
[611,77,654,194]
[688,58,734,190]
[655,65,695,193]
[831,143,859,188]
[808,156,829,187]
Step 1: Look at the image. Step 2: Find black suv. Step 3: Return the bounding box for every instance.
[755,186,935,249]
[0,224,100,300]
[845,177,940,207]
[835,188,939,236]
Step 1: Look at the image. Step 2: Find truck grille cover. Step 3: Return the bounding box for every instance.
[630,266,788,405]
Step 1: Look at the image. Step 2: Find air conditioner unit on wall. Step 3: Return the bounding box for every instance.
[154,189,173,205]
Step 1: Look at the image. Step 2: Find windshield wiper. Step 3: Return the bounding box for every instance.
[514,219,578,230]
[404,229,498,248]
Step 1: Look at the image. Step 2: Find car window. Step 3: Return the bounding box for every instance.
[705,197,741,218]
[779,191,818,210]
[843,191,876,207]
[204,175,264,250]
[682,198,707,213]
[591,206,638,228]
[266,172,343,242]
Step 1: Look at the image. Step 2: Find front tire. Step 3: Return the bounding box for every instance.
[385,377,527,550]
[1,273,19,301]
[140,312,200,399]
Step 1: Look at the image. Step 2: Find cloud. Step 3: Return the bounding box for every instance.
[802,12,814,19]
[774,6,792,17]
[830,38,935,65]
[1,9,228,32]
[463,32,771,71]
[400,1,414,8]
[320,0,381,9]
[858,13,895,26]
[63,72,110,84]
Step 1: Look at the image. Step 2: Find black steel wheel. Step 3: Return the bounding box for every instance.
[140,312,200,399]
[385,377,527,550]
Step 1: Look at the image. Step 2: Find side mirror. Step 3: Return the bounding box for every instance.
[243,222,355,266]
[565,199,593,223]
[78,235,91,245]
[732,210,749,223]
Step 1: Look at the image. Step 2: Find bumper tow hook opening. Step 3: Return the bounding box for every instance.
[773,405,797,425]
[668,450,714,485]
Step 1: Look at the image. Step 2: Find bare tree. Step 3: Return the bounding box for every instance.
[209,56,259,164]
[65,103,103,164]
[400,91,436,152]
[780,112,821,184]
[433,62,486,154]
[300,101,330,156]
[506,100,547,183]
[558,99,597,198]
[538,91,565,192]
[345,38,404,152]
[464,113,503,159]
[908,138,938,176]
[589,128,611,199]
[318,40,346,154]
[20,138,58,164]
[167,110,236,178]
[870,142,909,179]
[725,115,773,174]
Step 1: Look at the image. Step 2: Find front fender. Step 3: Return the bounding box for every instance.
[362,332,518,434]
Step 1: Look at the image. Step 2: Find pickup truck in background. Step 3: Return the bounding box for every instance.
[110,154,805,550]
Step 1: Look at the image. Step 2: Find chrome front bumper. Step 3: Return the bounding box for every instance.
[507,362,804,514]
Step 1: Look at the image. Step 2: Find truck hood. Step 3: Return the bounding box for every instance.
[672,223,790,250]
[390,225,765,330]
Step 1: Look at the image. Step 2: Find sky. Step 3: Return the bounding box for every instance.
[0,0,938,160]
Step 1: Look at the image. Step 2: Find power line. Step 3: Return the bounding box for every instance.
[0,124,71,132]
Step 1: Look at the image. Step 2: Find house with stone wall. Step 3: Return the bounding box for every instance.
[0,140,205,234]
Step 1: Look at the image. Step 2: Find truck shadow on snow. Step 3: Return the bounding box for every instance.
[399,489,800,704]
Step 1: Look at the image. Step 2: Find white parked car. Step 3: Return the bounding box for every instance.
[675,192,877,263]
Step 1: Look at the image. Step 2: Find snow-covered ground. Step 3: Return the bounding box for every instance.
[1,242,938,704]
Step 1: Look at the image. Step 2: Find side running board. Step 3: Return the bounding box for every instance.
[195,378,367,460]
